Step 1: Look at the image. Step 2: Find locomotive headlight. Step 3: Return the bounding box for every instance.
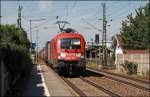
[60,53,66,57]
[58,56,61,59]
[76,53,81,57]
[80,55,84,58]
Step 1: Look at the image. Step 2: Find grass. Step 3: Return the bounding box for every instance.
[86,63,98,69]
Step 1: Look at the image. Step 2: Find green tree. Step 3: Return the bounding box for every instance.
[0,24,32,76]
[0,24,30,49]
[121,4,150,50]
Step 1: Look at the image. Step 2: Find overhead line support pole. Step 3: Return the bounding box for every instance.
[30,20,32,55]
[102,3,107,66]
[36,30,39,64]
[17,6,22,28]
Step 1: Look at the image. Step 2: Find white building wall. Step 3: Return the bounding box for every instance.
[116,53,150,76]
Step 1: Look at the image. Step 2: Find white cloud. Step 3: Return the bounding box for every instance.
[38,0,52,11]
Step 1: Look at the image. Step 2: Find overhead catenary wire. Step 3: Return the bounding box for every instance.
[22,16,56,31]
[107,2,139,21]
[72,0,77,9]
[70,0,77,13]
[107,2,132,17]
[65,2,69,19]
[115,3,142,20]
[64,1,77,22]
[81,18,103,32]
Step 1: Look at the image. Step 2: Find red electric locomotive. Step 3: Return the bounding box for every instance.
[46,28,86,74]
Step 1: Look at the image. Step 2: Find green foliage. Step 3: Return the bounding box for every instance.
[88,63,97,68]
[145,70,150,77]
[142,70,150,77]
[121,60,138,74]
[0,24,33,76]
[121,4,150,50]
[0,24,30,49]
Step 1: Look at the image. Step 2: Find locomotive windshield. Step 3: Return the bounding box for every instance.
[60,38,80,49]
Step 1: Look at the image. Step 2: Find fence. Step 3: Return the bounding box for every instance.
[116,53,150,76]
[86,58,106,69]
[86,58,100,65]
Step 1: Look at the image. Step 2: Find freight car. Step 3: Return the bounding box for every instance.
[40,28,86,75]
[39,47,46,61]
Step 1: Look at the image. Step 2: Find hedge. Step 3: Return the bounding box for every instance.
[0,24,33,77]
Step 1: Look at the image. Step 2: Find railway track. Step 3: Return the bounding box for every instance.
[88,67,149,84]
[61,76,121,97]
[87,67,150,92]
[61,77,87,97]
[47,65,114,96]
[46,64,148,96]
[79,76,121,97]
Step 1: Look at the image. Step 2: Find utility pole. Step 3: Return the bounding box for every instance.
[81,18,103,68]
[17,6,22,28]
[102,3,107,66]
[0,16,2,23]
[30,20,32,55]
[29,19,46,56]
[36,30,39,64]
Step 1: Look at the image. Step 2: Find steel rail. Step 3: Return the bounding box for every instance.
[87,68,150,92]
[87,67,149,84]
[61,77,87,97]
[79,76,122,97]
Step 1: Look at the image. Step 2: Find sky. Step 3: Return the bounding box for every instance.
[1,0,149,50]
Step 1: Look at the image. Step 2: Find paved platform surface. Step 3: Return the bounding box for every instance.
[41,64,78,96]
[23,64,77,96]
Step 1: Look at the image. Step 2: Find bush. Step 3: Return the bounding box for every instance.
[144,70,150,77]
[121,60,138,74]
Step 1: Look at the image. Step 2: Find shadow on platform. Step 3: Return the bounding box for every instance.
[23,69,46,97]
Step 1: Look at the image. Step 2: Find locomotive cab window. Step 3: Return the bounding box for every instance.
[60,38,80,49]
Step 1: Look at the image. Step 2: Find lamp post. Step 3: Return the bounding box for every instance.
[36,29,39,64]
[29,19,46,58]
